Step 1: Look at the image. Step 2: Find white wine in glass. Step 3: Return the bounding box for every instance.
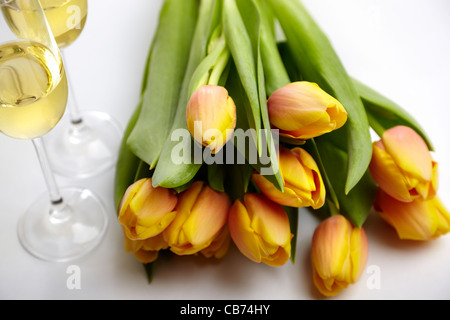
[40,0,88,48]
[1,0,108,262]
[4,0,88,48]
[0,40,68,139]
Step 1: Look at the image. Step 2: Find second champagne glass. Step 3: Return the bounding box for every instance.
[40,0,122,178]
[0,0,108,262]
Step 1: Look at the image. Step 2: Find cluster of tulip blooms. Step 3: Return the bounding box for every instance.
[114,0,450,297]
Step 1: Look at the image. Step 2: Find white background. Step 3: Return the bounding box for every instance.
[1,0,450,300]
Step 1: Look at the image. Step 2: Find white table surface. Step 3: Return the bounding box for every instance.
[1,0,450,300]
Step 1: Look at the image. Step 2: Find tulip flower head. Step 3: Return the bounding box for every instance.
[164,181,231,256]
[186,85,237,153]
[369,125,438,202]
[252,146,325,209]
[311,215,368,297]
[228,193,292,267]
[373,189,450,241]
[267,81,347,140]
[119,178,178,241]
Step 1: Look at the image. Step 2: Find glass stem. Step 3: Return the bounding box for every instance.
[32,138,69,223]
[60,50,83,125]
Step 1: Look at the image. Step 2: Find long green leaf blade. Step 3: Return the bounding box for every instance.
[127,0,198,169]
[267,0,372,194]
[223,0,262,153]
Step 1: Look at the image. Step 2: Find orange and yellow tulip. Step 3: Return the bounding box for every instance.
[118,178,177,241]
[373,189,450,241]
[186,85,237,153]
[164,181,231,256]
[267,81,347,141]
[311,215,369,297]
[369,125,438,202]
[252,146,325,209]
[228,193,292,267]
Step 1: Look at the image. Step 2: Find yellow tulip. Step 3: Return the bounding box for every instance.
[311,215,368,297]
[164,181,231,256]
[373,189,450,241]
[186,85,237,153]
[267,81,347,140]
[123,232,168,264]
[228,193,292,267]
[369,125,438,202]
[252,146,325,209]
[118,178,178,241]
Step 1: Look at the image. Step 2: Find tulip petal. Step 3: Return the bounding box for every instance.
[373,190,450,240]
[369,142,413,202]
[164,181,204,246]
[201,226,231,259]
[349,227,369,283]
[182,186,230,246]
[228,199,263,263]
[268,82,328,131]
[245,194,291,248]
[186,85,237,153]
[382,126,433,181]
[312,269,348,297]
[311,215,351,279]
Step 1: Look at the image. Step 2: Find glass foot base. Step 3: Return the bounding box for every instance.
[17,188,109,262]
[45,110,122,179]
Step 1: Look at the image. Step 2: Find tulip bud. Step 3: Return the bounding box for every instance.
[311,215,368,297]
[164,181,231,256]
[118,178,178,241]
[369,125,438,202]
[186,85,237,153]
[267,81,347,140]
[373,189,450,241]
[228,193,292,267]
[252,146,325,209]
[123,232,168,264]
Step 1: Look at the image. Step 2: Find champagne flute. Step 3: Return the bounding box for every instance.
[0,0,108,262]
[39,0,122,178]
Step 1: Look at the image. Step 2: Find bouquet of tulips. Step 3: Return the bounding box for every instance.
[114,0,450,297]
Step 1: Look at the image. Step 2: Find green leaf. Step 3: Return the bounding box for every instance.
[267,0,372,195]
[152,0,223,188]
[226,63,283,191]
[143,262,155,284]
[114,101,143,212]
[284,206,298,264]
[256,0,290,95]
[127,0,199,169]
[224,162,254,202]
[314,133,377,227]
[353,78,434,151]
[223,0,262,153]
[277,41,303,83]
[208,163,226,192]
[223,0,283,191]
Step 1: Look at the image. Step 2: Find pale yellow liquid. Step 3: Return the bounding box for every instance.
[2,0,88,48]
[0,41,68,139]
[41,0,88,48]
